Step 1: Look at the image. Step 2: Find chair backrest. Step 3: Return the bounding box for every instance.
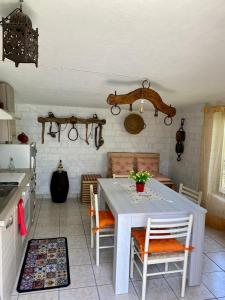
[90,184,100,228]
[179,183,202,205]
[113,174,129,178]
[144,215,193,255]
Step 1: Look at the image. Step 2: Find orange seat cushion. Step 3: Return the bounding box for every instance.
[132,229,190,259]
[98,210,115,228]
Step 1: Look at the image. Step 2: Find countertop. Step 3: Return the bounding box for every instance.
[0,169,33,226]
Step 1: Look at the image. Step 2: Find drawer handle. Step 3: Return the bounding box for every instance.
[6,216,13,229]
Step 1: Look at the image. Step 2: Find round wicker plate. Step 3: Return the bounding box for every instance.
[124,113,145,134]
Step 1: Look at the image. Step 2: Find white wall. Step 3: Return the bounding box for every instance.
[169,104,204,190]
[15,104,172,196]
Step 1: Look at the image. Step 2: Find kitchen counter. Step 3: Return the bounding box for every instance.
[0,169,33,226]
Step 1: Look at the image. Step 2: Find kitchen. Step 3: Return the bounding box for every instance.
[0,1,225,300]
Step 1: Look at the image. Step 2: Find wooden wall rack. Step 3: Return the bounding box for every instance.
[37,114,106,144]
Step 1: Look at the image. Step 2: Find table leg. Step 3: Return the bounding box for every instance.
[113,215,131,294]
[188,212,205,286]
[98,185,106,210]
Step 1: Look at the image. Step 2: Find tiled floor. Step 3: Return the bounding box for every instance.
[12,198,225,300]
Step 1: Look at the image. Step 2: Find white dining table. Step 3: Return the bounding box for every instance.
[98,178,207,295]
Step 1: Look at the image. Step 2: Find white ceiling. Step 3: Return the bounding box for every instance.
[0,0,225,109]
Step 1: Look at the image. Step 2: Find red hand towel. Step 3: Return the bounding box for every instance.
[18,199,27,236]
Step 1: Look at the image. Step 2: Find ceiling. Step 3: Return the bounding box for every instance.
[0,0,225,109]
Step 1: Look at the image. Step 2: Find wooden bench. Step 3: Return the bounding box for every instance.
[107,152,176,190]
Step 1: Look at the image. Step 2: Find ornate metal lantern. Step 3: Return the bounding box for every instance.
[0,0,38,67]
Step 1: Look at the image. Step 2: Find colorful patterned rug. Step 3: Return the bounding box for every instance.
[17,237,70,293]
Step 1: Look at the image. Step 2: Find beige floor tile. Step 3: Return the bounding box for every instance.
[202,271,225,298]
[35,223,59,231]
[63,265,95,289]
[60,224,84,236]
[33,233,60,239]
[66,235,87,249]
[36,217,59,226]
[59,205,79,212]
[81,215,91,224]
[83,223,91,235]
[86,235,92,248]
[92,262,113,286]
[41,201,59,208]
[80,207,89,216]
[35,224,59,237]
[60,215,82,225]
[166,276,215,300]
[59,209,81,217]
[18,290,58,300]
[205,227,225,246]
[132,262,162,281]
[60,286,99,300]
[206,251,225,271]
[133,277,177,300]
[69,248,91,266]
[204,236,225,253]
[89,247,114,265]
[202,254,223,273]
[98,283,138,300]
[38,211,60,219]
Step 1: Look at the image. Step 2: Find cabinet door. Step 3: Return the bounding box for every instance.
[15,203,23,270]
[1,207,16,300]
[0,82,15,143]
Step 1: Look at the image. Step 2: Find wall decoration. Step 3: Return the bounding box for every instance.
[0,0,38,67]
[107,80,176,126]
[124,113,146,134]
[37,112,106,150]
[175,118,185,161]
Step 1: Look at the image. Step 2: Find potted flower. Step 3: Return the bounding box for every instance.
[129,170,153,192]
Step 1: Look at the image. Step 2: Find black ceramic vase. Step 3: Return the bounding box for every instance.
[50,170,69,203]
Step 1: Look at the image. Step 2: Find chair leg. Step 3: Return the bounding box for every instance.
[141,257,148,300]
[96,232,100,266]
[181,256,188,297]
[165,262,168,272]
[130,238,134,279]
[90,218,94,248]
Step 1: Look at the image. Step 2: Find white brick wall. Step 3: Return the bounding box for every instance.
[168,104,204,190]
[15,104,172,196]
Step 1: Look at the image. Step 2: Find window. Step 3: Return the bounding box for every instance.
[220,122,225,194]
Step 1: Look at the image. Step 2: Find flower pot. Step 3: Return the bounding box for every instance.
[136,183,145,192]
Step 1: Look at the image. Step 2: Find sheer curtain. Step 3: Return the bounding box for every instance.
[199,105,225,225]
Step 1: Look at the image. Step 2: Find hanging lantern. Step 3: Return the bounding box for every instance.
[0,0,39,67]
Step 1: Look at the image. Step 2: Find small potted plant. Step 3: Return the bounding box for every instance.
[129,170,153,192]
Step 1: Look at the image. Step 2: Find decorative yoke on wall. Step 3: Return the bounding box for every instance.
[37,112,106,150]
[107,80,176,126]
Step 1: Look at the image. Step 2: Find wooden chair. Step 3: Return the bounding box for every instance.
[130,215,193,300]
[113,174,129,178]
[90,185,115,266]
[179,183,202,205]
